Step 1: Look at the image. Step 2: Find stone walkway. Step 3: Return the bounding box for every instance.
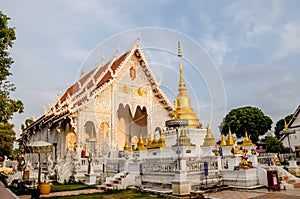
[8,186,300,199]
[205,188,300,199]
[0,181,18,199]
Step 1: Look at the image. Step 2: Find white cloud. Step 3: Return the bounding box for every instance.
[201,36,229,67]
[275,21,300,59]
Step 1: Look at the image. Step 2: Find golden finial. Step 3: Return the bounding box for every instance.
[123,138,132,152]
[202,124,216,146]
[178,41,185,89]
[226,128,235,146]
[136,134,147,151]
[284,118,289,130]
[242,129,253,146]
[178,41,182,57]
[220,133,227,146]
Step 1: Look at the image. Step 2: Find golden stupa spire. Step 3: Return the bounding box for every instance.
[136,134,147,151]
[220,133,227,146]
[123,138,132,152]
[226,128,235,146]
[151,133,158,149]
[172,41,202,128]
[146,135,152,149]
[178,41,185,89]
[242,129,253,146]
[157,129,167,148]
[178,128,195,146]
[202,124,216,146]
[284,118,289,130]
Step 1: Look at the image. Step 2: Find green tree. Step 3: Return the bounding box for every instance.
[0,12,24,159]
[265,136,284,153]
[219,106,272,143]
[274,114,293,139]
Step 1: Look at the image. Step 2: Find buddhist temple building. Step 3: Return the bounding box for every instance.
[18,39,268,194]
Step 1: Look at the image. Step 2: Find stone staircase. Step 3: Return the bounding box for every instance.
[97,172,129,191]
[280,175,300,189]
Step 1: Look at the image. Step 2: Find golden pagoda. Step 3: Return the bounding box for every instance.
[146,135,153,149]
[172,41,202,128]
[242,130,254,147]
[151,133,158,149]
[136,134,147,151]
[202,124,216,146]
[123,138,133,152]
[220,133,227,146]
[226,128,235,146]
[178,129,195,146]
[157,129,167,148]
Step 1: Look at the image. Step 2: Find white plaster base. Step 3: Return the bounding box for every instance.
[222,168,259,187]
[171,170,191,196]
[172,180,191,196]
[85,173,97,185]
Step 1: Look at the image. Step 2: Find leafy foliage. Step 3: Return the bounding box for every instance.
[265,136,284,153]
[219,106,272,143]
[0,122,15,158]
[0,12,24,159]
[274,114,293,139]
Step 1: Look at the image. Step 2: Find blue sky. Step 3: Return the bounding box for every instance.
[1,0,300,140]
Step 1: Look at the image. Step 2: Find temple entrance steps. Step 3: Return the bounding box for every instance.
[260,166,300,190]
[97,172,141,190]
[280,175,300,189]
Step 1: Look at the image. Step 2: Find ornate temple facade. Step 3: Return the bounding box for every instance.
[19,41,271,195]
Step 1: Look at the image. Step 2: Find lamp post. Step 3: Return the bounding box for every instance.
[165,119,188,170]
[86,137,97,174]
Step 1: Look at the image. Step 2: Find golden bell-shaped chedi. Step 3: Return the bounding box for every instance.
[151,133,158,149]
[202,124,216,147]
[178,129,195,146]
[123,138,133,152]
[172,42,202,128]
[157,129,167,148]
[241,130,254,147]
[226,128,235,146]
[136,134,147,151]
[220,133,227,146]
[146,135,153,149]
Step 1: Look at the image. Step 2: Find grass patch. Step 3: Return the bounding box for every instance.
[48,189,170,199]
[51,182,96,192]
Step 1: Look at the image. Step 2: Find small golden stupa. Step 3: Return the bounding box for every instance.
[242,130,254,147]
[146,135,153,149]
[136,134,147,151]
[202,125,216,147]
[178,129,195,146]
[157,130,167,148]
[123,138,132,152]
[151,133,158,149]
[171,41,202,128]
[226,128,235,146]
[220,133,227,146]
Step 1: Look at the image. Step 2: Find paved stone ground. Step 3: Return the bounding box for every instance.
[205,188,300,199]
[11,186,300,199]
[0,181,18,199]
